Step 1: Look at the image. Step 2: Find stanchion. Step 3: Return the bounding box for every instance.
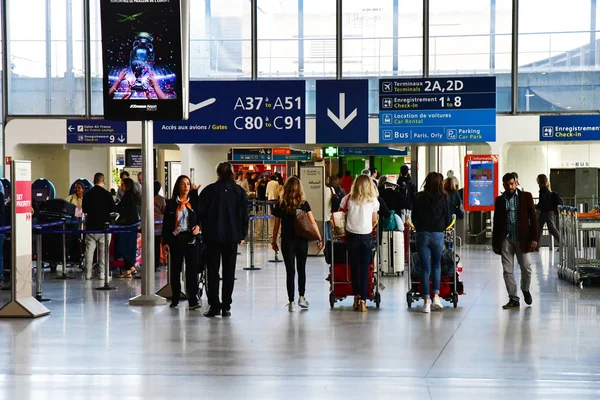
[34,227,50,302]
[244,216,261,271]
[96,223,117,291]
[55,219,74,280]
[268,233,283,263]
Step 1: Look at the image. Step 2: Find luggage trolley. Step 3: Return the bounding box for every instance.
[326,222,381,309]
[558,206,600,288]
[406,216,463,308]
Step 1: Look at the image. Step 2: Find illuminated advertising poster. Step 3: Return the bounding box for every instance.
[100,0,184,121]
[464,155,499,212]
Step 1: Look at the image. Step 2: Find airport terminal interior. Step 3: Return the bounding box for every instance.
[2,0,600,398]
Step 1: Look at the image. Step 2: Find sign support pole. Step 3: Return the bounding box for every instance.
[129,121,166,306]
[0,160,50,318]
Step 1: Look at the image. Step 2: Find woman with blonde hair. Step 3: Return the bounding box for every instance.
[342,174,380,312]
[272,177,323,312]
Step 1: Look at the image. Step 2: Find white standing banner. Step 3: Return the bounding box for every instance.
[0,160,50,318]
[299,166,324,256]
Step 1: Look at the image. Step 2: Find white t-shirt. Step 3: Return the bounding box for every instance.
[342,195,379,235]
[266,180,281,201]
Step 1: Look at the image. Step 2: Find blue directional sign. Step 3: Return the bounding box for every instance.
[232,148,273,162]
[155,81,305,144]
[379,77,496,143]
[316,80,369,144]
[66,120,127,144]
[540,115,600,141]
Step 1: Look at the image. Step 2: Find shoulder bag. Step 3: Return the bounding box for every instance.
[295,206,321,241]
[331,196,349,236]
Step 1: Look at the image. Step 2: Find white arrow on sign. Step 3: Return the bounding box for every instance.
[118,135,126,143]
[68,125,75,132]
[327,93,358,130]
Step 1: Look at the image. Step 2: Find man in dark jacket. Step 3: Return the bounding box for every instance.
[535,174,560,250]
[199,162,249,317]
[397,165,417,210]
[83,173,115,280]
[492,173,538,310]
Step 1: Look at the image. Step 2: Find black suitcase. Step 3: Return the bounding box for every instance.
[38,199,76,218]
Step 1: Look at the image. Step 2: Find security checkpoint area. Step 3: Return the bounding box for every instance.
[2,0,600,399]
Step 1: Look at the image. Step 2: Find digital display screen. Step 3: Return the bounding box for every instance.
[125,148,157,169]
[100,0,184,121]
[467,160,495,209]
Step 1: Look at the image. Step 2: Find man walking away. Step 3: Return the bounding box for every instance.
[535,174,560,250]
[492,173,538,309]
[397,165,417,211]
[83,173,115,280]
[200,162,249,318]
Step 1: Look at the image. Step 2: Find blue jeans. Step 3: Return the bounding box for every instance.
[346,232,374,300]
[0,234,5,284]
[416,231,444,299]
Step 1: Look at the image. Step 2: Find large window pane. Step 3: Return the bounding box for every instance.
[519,0,597,111]
[91,0,103,115]
[9,0,85,115]
[343,0,423,113]
[429,0,511,112]
[191,0,251,79]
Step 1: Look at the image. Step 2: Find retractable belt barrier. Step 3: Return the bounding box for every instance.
[244,214,276,271]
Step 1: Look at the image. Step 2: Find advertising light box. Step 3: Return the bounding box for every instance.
[100,0,184,121]
[464,154,499,212]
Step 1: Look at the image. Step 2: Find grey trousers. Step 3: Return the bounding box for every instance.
[501,239,532,302]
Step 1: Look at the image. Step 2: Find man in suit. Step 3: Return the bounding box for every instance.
[492,172,538,310]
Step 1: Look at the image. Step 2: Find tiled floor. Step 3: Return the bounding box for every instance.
[0,245,599,399]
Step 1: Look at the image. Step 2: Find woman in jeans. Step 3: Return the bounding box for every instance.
[412,172,451,313]
[342,174,379,312]
[272,177,323,312]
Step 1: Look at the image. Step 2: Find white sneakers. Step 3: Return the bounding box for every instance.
[298,297,309,309]
[432,296,444,311]
[422,302,431,313]
[288,302,296,312]
[422,296,444,313]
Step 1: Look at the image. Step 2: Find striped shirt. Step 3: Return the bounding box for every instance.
[504,191,519,242]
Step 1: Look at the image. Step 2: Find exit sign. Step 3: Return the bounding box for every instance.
[324,147,338,157]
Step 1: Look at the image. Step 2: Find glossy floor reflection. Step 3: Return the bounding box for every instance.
[1,245,600,399]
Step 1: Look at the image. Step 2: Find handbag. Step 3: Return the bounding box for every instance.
[295,209,321,241]
[331,195,349,236]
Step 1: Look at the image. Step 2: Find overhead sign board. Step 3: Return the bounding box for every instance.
[67,120,127,144]
[100,0,185,121]
[155,80,306,144]
[316,80,369,144]
[338,147,408,157]
[540,115,600,141]
[464,154,499,212]
[379,77,496,143]
[230,148,312,162]
[232,148,273,162]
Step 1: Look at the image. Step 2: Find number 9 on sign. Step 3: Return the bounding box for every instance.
[110,135,115,143]
[274,116,301,130]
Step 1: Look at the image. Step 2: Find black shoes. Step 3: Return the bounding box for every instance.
[204,307,221,318]
[502,300,520,309]
[222,310,231,317]
[189,304,202,311]
[523,291,533,305]
[169,302,178,309]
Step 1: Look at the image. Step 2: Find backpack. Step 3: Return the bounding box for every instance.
[382,210,397,231]
[330,188,343,213]
[551,191,564,213]
[397,181,412,210]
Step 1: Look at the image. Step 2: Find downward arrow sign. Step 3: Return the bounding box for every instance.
[118,135,126,143]
[327,93,358,130]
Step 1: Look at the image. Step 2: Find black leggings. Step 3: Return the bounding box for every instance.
[281,239,308,303]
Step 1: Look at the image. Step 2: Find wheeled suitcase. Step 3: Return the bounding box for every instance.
[327,263,374,298]
[381,230,405,276]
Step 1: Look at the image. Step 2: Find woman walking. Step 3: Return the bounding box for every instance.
[342,174,380,312]
[272,177,322,312]
[162,175,201,310]
[412,172,451,313]
[115,178,141,278]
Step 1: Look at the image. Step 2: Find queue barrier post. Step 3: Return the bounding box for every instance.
[244,216,261,271]
[55,219,74,280]
[96,222,117,291]
[34,227,50,302]
[156,248,188,299]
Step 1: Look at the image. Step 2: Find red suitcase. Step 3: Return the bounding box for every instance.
[327,263,374,298]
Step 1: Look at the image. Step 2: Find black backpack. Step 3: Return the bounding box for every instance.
[551,191,564,213]
[397,181,412,209]
[330,188,343,212]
